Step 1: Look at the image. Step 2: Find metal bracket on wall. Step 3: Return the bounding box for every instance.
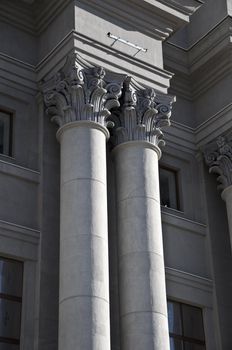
[107,32,148,56]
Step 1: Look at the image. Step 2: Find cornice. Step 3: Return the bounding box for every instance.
[164,16,232,99]
[76,0,200,41]
[196,103,232,148]
[163,43,189,74]
[34,0,72,34]
[167,50,232,101]
[78,0,171,41]
[158,0,203,17]
[166,14,231,53]
[191,17,232,68]
[1,0,201,40]
[0,0,72,36]
[122,0,202,32]
[0,0,35,35]
[191,49,232,99]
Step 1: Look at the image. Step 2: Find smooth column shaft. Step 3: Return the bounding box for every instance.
[114,141,170,350]
[222,185,232,251]
[58,121,110,350]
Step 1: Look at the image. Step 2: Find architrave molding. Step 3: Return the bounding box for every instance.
[36,31,174,92]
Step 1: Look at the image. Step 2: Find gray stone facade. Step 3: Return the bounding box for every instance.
[0,0,232,349]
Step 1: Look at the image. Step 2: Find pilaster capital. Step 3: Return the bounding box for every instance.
[204,136,232,191]
[109,77,174,148]
[41,53,126,128]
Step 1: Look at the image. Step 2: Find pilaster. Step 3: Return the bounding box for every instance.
[204,135,232,252]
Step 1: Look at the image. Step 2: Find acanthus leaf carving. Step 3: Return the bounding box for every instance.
[204,136,232,191]
[41,53,125,128]
[109,77,174,148]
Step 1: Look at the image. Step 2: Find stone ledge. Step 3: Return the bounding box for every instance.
[0,159,40,183]
[0,53,37,96]
[0,219,40,260]
[161,210,206,236]
[165,266,213,307]
[0,219,40,244]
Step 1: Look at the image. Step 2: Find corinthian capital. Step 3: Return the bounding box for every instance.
[204,136,232,191]
[41,53,125,128]
[109,77,174,147]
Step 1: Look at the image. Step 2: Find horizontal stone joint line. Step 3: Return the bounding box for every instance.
[120,310,168,319]
[60,233,107,241]
[117,195,160,205]
[59,295,109,305]
[61,177,106,187]
[119,250,164,260]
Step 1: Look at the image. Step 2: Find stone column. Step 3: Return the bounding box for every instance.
[221,185,232,242]
[111,79,173,350]
[42,54,124,350]
[204,136,232,250]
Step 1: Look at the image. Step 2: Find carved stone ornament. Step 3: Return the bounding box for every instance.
[109,77,174,147]
[204,136,232,191]
[41,53,126,128]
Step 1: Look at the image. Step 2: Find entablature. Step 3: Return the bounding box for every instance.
[164,16,232,99]
[3,0,202,39]
[76,0,201,41]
